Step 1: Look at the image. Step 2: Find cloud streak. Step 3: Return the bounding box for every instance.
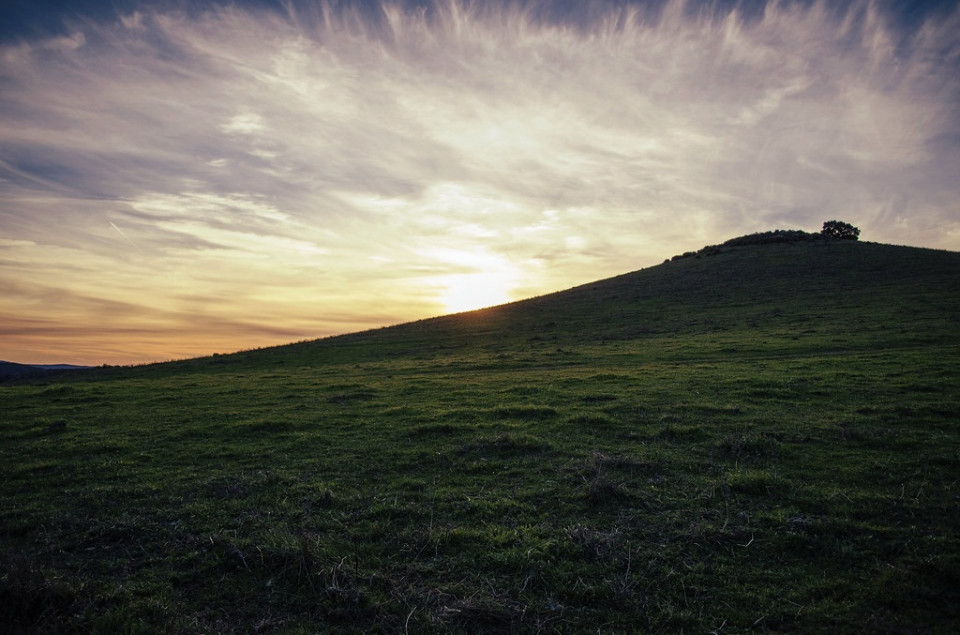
[1,0,958,364]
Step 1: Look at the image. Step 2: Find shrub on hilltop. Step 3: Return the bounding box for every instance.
[670,229,819,261]
[669,221,861,262]
[714,229,821,249]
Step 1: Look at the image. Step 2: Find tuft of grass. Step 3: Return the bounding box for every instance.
[491,405,558,420]
[457,433,554,457]
[327,390,376,404]
[723,467,789,496]
[714,431,782,461]
[0,554,78,632]
[582,475,631,506]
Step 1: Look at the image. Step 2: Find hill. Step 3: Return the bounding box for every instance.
[0,361,46,381]
[1,238,959,633]
[0,362,91,383]
[166,238,960,370]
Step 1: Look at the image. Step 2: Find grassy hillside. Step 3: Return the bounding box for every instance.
[2,239,959,633]
[159,239,960,368]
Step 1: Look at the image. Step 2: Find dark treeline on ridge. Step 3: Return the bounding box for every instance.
[670,221,861,262]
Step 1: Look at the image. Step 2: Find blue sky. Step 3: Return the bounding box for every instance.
[2,0,956,38]
[1,0,959,364]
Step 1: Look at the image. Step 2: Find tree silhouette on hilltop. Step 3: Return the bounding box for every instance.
[822,220,860,241]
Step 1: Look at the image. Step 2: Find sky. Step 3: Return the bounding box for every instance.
[1,0,958,365]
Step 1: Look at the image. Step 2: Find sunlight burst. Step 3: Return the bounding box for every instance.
[439,272,514,313]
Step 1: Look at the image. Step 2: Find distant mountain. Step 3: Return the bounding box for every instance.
[0,361,90,381]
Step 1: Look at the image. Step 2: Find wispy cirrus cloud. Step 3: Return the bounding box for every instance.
[1,0,958,364]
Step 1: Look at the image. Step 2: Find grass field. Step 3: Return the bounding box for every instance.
[2,239,959,633]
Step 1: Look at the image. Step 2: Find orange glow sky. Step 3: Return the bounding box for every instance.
[2,0,959,365]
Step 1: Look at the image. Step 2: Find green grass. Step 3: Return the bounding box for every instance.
[2,240,959,632]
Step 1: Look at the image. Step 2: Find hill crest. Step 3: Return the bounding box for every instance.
[150,238,959,375]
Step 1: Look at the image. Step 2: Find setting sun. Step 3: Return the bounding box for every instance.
[439,272,514,313]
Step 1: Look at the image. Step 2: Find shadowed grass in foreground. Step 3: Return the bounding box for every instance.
[1,240,959,632]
